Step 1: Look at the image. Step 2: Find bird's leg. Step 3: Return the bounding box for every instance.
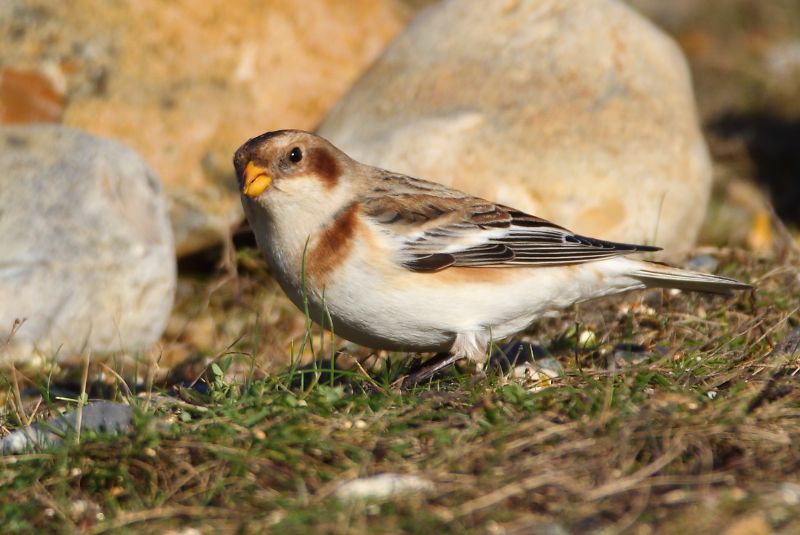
[400,352,465,389]
[400,332,488,389]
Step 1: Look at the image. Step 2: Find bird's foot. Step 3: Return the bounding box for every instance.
[399,352,465,390]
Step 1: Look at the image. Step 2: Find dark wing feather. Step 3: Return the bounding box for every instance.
[360,174,660,273]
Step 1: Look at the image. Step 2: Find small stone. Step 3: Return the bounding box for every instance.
[335,473,434,502]
[0,401,133,454]
[512,362,559,392]
[492,341,564,385]
[163,529,203,535]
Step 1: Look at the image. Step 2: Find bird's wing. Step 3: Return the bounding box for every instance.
[361,177,660,272]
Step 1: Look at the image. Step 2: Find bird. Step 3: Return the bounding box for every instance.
[233,129,751,384]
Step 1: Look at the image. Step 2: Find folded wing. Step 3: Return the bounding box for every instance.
[361,182,660,273]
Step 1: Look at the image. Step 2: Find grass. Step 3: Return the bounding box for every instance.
[1,249,798,534]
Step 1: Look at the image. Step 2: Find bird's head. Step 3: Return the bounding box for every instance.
[233,130,357,208]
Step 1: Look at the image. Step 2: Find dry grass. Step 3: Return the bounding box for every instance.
[1,249,798,534]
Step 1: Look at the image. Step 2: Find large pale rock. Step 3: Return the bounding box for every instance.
[0,125,175,358]
[318,0,712,254]
[0,0,407,255]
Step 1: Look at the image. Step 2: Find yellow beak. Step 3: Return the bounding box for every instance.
[241,162,272,197]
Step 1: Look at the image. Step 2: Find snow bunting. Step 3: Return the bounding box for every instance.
[234,130,750,376]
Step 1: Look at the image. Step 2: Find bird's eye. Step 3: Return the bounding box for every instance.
[288,147,303,163]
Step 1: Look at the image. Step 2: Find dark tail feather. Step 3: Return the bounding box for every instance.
[631,265,752,295]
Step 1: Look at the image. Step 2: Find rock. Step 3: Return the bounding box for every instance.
[0,0,407,255]
[334,473,434,502]
[0,124,175,358]
[491,341,564,391]
[318,0,712,255]
[0,401,133,454]
[0,67,64,124]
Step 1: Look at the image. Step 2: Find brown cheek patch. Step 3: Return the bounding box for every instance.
[308,147,341,188]
[307,203,360,283]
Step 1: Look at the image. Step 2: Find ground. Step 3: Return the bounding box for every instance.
[2,0,800,533]
[1,250,798,534]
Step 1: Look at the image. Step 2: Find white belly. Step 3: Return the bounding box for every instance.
[299,245,645,353]
[249,203,646,355]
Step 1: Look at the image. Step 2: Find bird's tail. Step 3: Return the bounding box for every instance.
[629,261,752,295]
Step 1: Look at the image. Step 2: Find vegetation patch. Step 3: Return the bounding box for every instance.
[1,251,798,534]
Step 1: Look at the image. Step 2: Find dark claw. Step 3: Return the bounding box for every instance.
[400,352,465,390]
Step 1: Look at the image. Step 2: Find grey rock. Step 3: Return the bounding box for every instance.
[0,401,133,454]
[0,124,175,358]
[319,0,712,255]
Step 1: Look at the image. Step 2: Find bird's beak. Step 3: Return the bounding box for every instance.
[241,162,272,197]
